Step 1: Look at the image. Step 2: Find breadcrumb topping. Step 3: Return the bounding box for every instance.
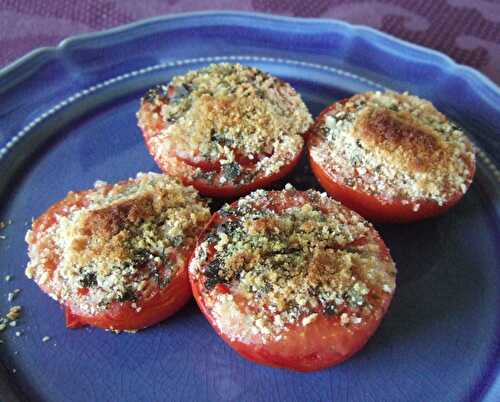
[0,305,22,333]
[189,187,396,342]
[25,173,210,314]
[309,91,475,204]
[138,63,312,185]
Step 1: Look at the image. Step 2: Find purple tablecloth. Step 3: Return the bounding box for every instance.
[1,0,499,84]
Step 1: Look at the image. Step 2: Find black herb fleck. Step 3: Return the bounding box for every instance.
[323,303,337,316]
[80,272,97,288]
[151,261,173,289]
[222,162,241,181]
[143,84,168,103]
[117,288,137,302]
[211,131,234,147]
[217,220,241,236]
[133,249,151,265]
[204,259,225,290]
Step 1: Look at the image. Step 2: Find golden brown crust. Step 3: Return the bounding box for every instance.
[137,63,312,185]
[309,91,476,204]
[189,188,397,340]
[355,107,442,173]
[25,173,211,314]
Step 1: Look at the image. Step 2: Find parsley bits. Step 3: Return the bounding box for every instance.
[189,187,396,371]
[138,63,313,197]
[25,173,210,331]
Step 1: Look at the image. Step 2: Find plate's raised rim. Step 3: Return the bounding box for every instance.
[1,11,499,102]
[0,11,499,402]
[0,11,498,184]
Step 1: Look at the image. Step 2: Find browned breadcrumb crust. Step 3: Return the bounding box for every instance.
[137,63,312,185]
[25,173,210,315]
[309,91,475,205]
[189,187,396,342]
[0,305,22,332]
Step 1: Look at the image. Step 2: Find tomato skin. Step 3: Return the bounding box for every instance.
[140,126,304,198]
[190,270,392,371]
[307,100,476,224]
[65,262,192,331]
[65,308,86,329]
[29,184,195,332]
[188,191,396,371]
[309,153,469,224]
[190,147,304,198]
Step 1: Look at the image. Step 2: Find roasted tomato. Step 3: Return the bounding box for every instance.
[188,187,397,371]
[25,173,211,331]
[137,63,312,198]
[307,92,476,223]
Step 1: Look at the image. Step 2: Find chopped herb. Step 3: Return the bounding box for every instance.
[222,163,241,181]
[323,303,337,316]
[142,84,169,103]
[204,259,225,290]
[79,272,97,288]
[117,288,137,303]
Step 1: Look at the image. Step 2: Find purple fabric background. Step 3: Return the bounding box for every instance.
[0,0,499,84]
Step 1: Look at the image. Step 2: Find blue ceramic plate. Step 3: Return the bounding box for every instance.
[0,12,499,402]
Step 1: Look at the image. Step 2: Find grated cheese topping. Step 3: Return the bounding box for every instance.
[309,91,476,204]
[189,187,396,342]
[138,63,312,185]
[25,173,210,315]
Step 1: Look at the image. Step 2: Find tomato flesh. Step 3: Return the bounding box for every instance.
[191,271,390,371]
[139,106,305,198]
[188,190,395,371]
[29,186,194,332]
[309,153,469,223]
[64,261,192,331]
[307,100,475,223]
[190,147,304,198]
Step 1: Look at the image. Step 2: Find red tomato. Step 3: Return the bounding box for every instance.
[64,262,191,331]
[308,153,469,223]
[140,108,305,199]
[137,64,312,198]
[26,174,208,331]
[307,94,476,223]
[187,148,304,198]
[188,189,396,371]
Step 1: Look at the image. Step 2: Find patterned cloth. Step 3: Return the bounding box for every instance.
[1,0,499,84]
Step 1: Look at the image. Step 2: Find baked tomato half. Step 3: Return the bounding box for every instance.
[307,91,476,223]
[137,63,312,198]
[188,187,397,371]
[25,173,211,331]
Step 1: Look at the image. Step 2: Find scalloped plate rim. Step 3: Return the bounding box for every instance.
[0,11,498,402]
[0,11,499,105]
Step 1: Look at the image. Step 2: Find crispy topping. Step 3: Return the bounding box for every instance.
[138,63,312,184]
[6,306,22,321]
[0,305,22,333]
[356,107,441,172]
[309,91,475,204]
[25,173,211,314]
[190,188,396,341]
